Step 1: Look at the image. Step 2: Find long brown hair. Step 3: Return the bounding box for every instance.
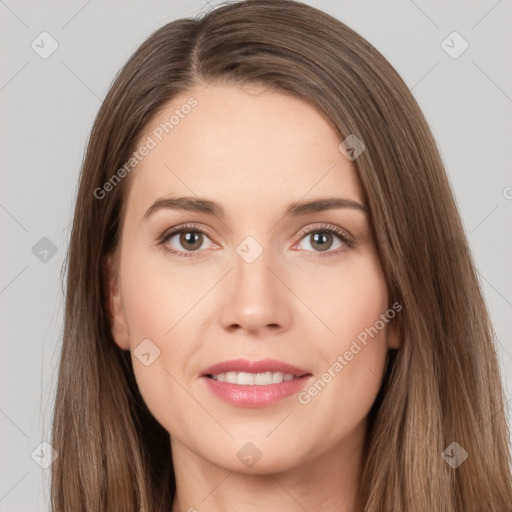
[51,1,512,510]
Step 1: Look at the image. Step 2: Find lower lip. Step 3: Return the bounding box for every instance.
[201,375,312,408]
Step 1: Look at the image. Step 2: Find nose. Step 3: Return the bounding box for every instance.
[219,246,292,336]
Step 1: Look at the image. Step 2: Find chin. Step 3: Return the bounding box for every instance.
[206,438,307,475]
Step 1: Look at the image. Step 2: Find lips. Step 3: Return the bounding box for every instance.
[200,358,313,408]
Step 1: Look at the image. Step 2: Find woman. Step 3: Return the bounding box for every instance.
[51,0,512,510]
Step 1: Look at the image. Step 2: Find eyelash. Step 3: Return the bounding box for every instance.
[156,222,355,259]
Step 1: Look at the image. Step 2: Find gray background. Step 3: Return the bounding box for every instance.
[1,0,511,510]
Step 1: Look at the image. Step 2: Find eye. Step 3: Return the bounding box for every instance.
[292,223,354,257]
[158,223,218,258]
[157,222,354,259]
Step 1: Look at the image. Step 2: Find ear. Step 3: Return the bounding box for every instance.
[103,252,130,351]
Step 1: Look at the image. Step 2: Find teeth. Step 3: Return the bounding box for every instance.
[238,372,254,385]
[272,371,284,384]
[210,371,297,385]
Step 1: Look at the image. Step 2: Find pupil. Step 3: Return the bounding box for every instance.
[312,232,332,252]
[181,231,202,250]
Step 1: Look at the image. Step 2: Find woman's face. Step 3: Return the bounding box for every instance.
[107,82,400,474]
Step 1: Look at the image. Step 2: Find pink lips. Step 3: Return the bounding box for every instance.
[200,358,313,408]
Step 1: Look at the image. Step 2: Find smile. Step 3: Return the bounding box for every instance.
[207,371,297,385]
[200,358,313,407]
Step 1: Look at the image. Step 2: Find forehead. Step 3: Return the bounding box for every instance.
[125,82,363,223]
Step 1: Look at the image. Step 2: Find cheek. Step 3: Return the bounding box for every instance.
[293,248,389,344]
[295,251,390,421]
[298,337,388,458]
[118,245,205,427]
[119,239,208,339]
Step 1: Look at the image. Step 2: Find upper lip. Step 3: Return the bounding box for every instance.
[201,358,311,377]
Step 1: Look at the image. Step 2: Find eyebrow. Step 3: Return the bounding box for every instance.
[143,195,369,220]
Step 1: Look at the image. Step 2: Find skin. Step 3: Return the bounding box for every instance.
[106,82,400,512]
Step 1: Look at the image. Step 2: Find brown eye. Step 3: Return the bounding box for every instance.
[297,229,345,254]
[177,231,204,251]
[293,224,354,257]
[160,226,216,258]
[309,231,335,252]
